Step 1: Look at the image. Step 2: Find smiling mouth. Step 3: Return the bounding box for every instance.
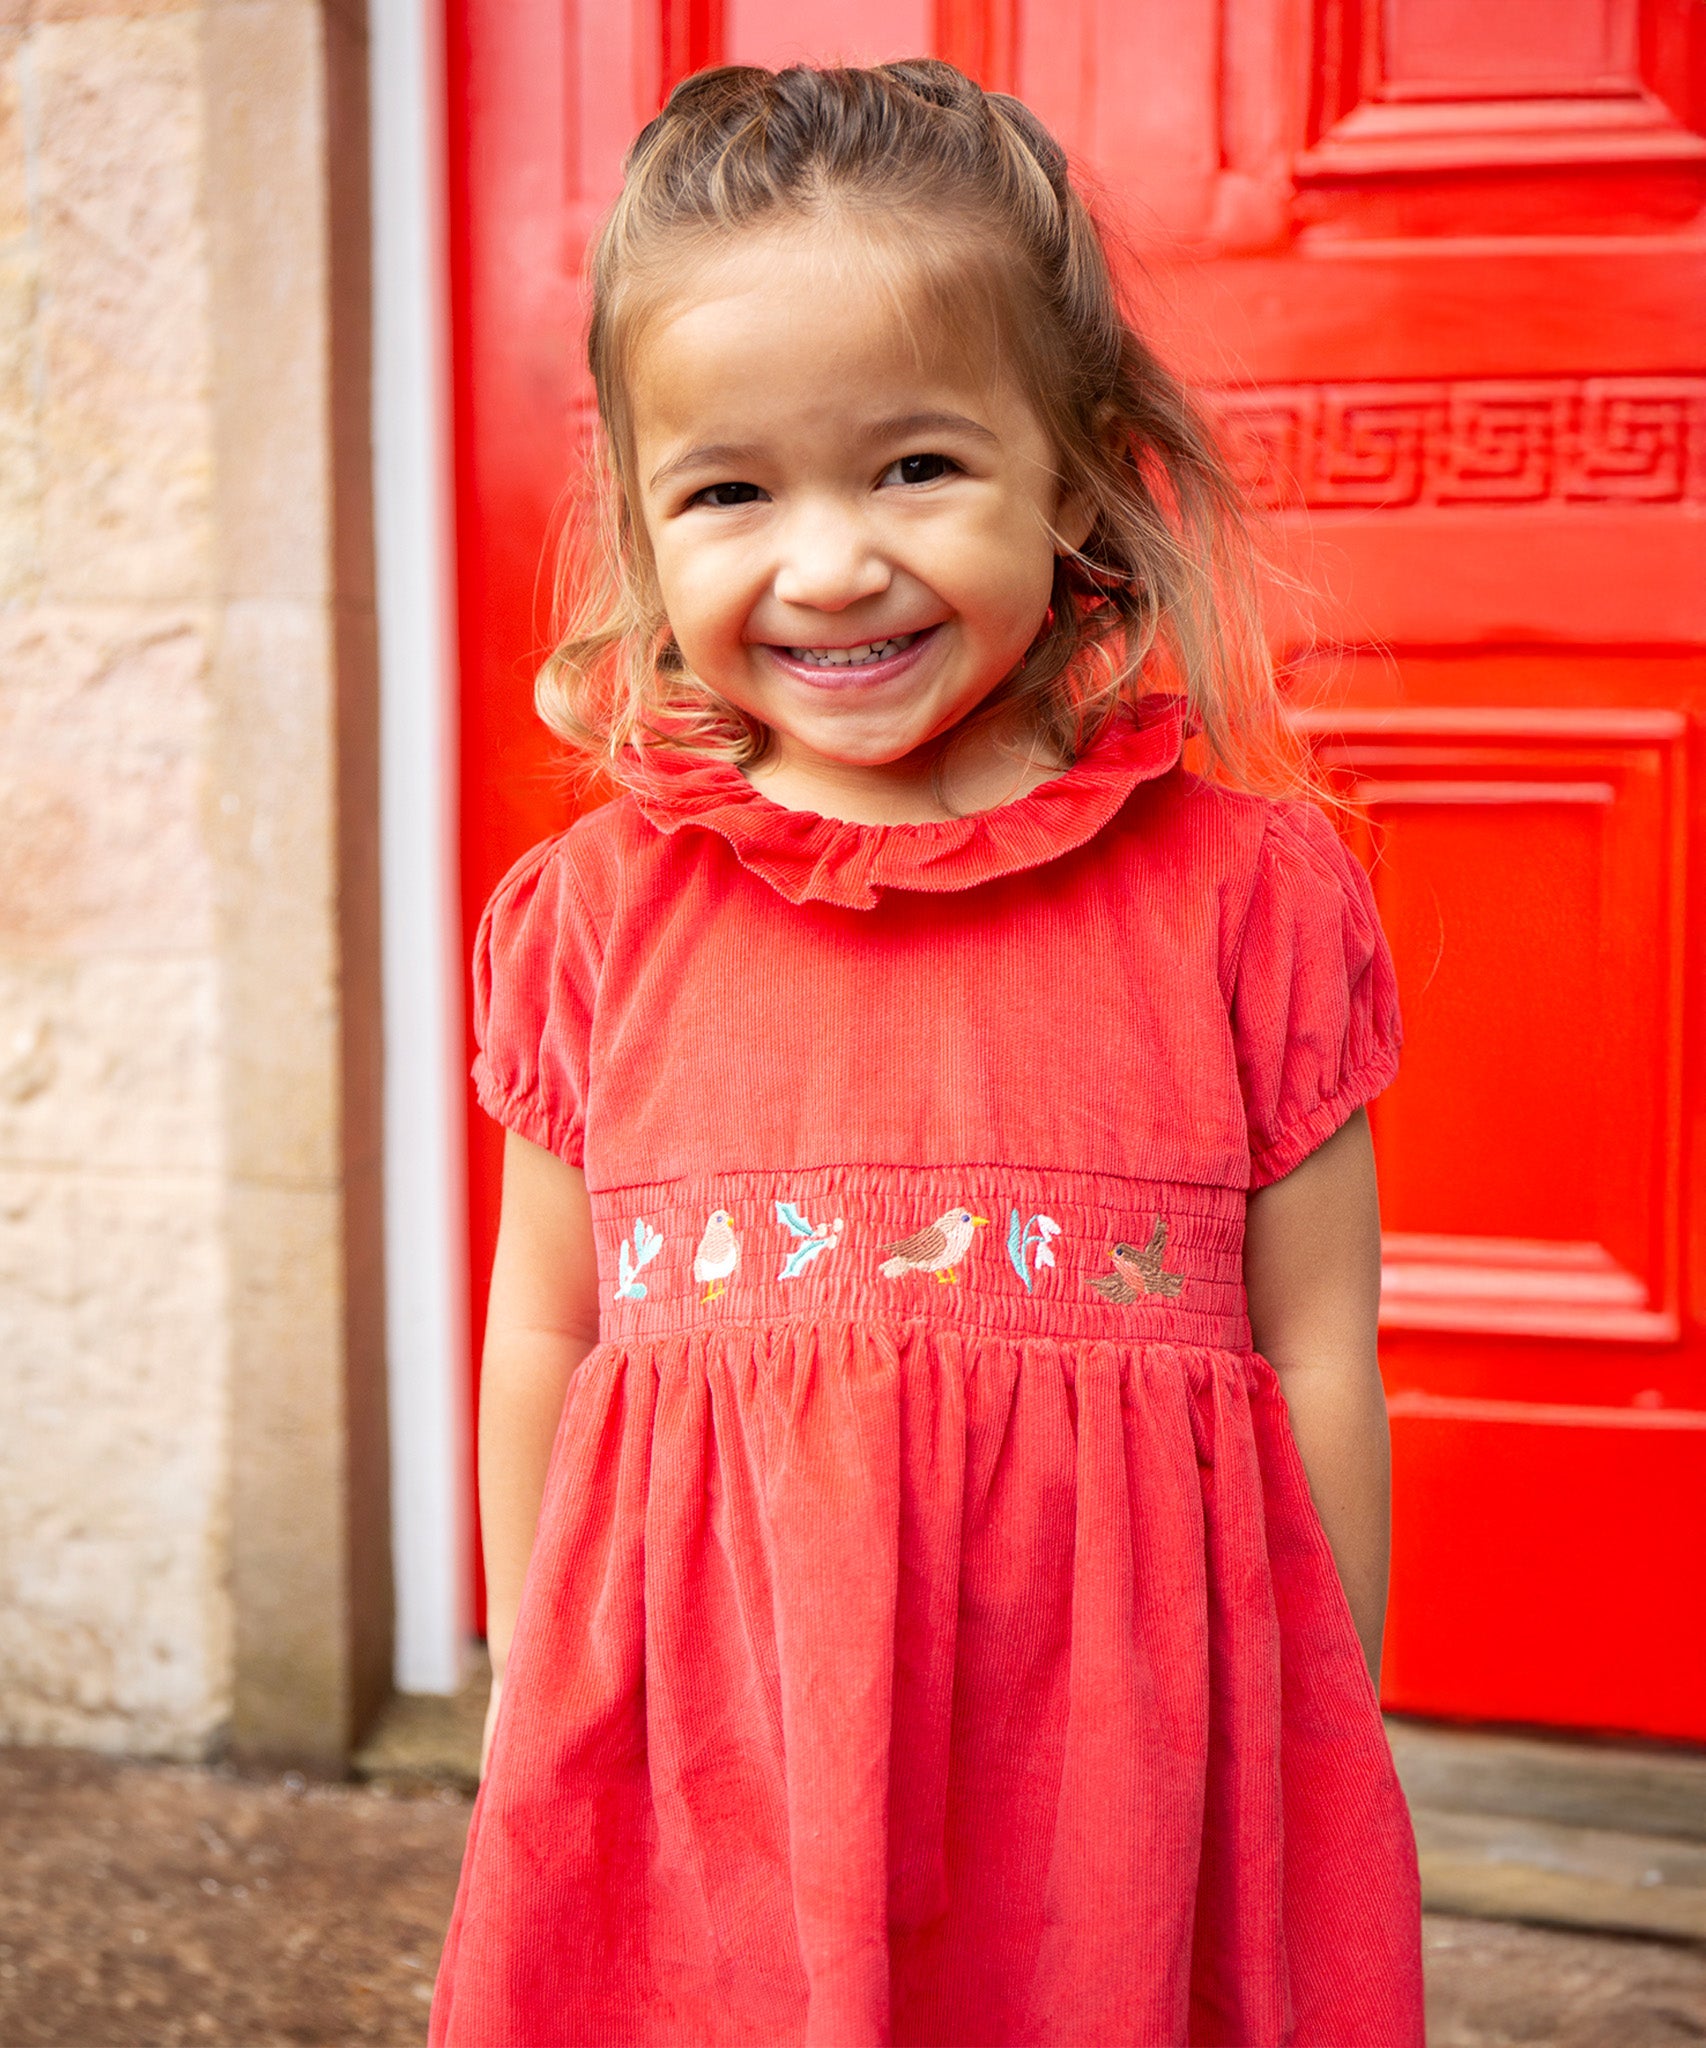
[781,632,920,669]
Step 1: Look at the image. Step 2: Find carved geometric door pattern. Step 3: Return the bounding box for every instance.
[450,0,1706,1730]
[1147,0,1706,1741]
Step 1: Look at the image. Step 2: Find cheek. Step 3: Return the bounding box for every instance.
[954,508,1057,635]
[653,540,748,649]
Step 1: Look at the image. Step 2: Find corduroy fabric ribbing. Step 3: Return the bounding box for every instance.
[432,704,1423,2047]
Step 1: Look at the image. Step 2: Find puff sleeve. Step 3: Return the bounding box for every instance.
[1230,801,1402,1188]
[470,834,604,1166]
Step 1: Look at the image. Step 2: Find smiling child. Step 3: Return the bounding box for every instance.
[430,59,1424,2048]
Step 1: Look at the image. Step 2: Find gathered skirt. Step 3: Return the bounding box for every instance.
[429,1322,1424,2047]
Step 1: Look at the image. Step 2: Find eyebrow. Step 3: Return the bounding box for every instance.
[869,409,999,447]
[648,442,764,491]
[646,410,1000,492]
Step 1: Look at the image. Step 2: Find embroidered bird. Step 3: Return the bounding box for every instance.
[693,1210,741,1303]
[1091,1219,1184,1303]
[880,1208,988,1285]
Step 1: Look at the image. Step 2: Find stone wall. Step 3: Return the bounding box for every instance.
[0,0,388,1762]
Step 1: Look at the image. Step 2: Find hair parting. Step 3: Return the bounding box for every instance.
[538,57,1308,797]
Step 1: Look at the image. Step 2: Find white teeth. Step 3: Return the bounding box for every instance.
[785,634,915,668]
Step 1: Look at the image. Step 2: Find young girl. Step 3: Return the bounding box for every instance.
[432,59,1423,2048]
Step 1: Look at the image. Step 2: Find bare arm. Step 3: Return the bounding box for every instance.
[1243,1107,1390,1686]
[478,1130,602,1763]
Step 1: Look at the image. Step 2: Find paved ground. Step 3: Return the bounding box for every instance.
[1421,1917,1705,2046]
[1,1749,1703,2047]
[0,1750,462,2046]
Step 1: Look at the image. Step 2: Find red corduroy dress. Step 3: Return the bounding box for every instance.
[429,697,1425,2048]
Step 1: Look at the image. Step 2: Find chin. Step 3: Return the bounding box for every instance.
[789,723,935,769]
[783,694,993,766]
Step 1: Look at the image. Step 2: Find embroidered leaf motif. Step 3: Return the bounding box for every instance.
[1006,1210,1029,1289]
[775,1200,843,1280]
[1006,1209,1060,1292]
[615,1218,664,1301]
[780,1233,836,1279]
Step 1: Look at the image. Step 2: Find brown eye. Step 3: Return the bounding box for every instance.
[692,481,764,508]
[888,452,955,486]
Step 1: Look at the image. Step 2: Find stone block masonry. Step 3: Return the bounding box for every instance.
[0,1,388,1764]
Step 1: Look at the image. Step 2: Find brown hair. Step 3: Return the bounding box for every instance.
[539,58,1298,793]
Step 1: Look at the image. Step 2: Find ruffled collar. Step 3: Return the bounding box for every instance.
[626,693,1186,909]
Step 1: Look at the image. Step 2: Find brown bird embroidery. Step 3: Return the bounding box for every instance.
[1090,1219,1184,1303]
[880,1208,988,1285]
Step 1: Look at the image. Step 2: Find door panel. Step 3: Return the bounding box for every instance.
[1299,0,1706,235]
[449,0,1705,1730]
[726,0,930,67]
[1301,706,1687,1347]
[1379,0,1634,91]
[1387,1398,1706,1735]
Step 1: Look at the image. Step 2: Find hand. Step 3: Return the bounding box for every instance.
[480,1674,503,1779]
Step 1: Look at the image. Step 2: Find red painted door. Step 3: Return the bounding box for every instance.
[448,0,1706,1735]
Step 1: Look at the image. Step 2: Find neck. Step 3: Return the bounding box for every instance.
[745,713,1065,825]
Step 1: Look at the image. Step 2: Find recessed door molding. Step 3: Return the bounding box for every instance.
[1292,706,1689,1355]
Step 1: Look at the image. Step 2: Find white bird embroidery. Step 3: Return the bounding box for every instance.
[880,1208,988,1285]
[693,1210,741,1303]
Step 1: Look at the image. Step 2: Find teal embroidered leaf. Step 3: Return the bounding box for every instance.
[616,1217,663,1300]
[1006,1209,1031,1290]
[615,1240,644,1301]
[776,1204,843,1280]
[780,1235,834,1279]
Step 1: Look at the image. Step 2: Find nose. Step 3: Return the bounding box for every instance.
[771,497,891,614]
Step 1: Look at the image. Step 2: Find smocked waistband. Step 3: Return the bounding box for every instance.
[592,1165,1250,1348]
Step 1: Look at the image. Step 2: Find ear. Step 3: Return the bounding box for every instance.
[1052,482,1097,557]
[1053,405,1124,557]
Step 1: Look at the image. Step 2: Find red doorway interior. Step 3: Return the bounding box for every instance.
[445,0,1706,1737]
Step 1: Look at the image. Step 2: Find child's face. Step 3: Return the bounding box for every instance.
[628,229,1086,777]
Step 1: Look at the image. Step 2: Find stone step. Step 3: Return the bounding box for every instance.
[1413,1807,1706,1943]
[352,1655,489,1792]
[1388,1716,1706,1843]
[1389,1716,1706,1940]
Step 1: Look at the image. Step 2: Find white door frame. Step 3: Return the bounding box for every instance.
[369,0,472,1694]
